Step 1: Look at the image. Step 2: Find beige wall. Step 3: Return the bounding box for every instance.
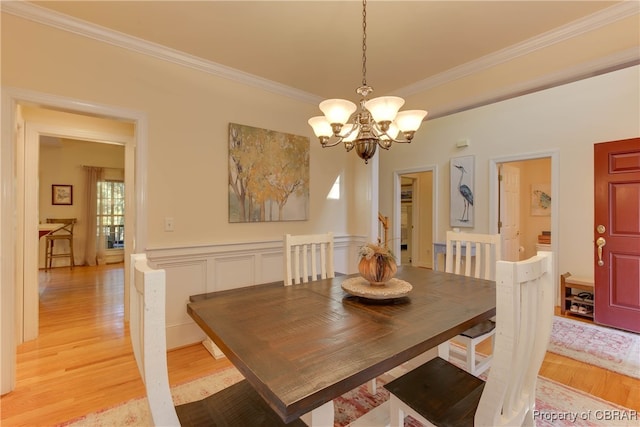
[2,13,359,251]
[380,65,640,280]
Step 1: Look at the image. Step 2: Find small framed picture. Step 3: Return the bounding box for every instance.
[52,184,73,205]
[531,183,551,216]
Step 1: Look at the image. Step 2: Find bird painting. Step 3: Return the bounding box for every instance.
[454,163,474,222]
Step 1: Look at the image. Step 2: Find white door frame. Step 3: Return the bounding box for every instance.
[489,150,559,297]
[1,87,148,393]
[393,165,439,267]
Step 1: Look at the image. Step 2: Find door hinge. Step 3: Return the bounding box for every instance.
[498,174,503,181]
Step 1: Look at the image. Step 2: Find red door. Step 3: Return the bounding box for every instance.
[594,138,640,333]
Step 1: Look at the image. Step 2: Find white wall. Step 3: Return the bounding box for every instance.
[380,65,640,280]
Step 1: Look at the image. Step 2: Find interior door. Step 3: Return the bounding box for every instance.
[594,138,640,333]
[499,164,520,261]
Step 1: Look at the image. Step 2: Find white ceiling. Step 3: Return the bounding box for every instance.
[25,0,627,103]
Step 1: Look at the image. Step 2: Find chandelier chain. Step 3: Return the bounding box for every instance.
[361,0,367,87]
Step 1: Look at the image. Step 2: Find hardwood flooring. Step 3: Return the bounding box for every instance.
[1,264,638,426]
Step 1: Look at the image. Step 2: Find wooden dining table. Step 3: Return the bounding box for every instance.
[187,265,496,425]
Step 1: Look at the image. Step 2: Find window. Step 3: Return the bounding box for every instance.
[327,175,341,200]
[98,181,125,249]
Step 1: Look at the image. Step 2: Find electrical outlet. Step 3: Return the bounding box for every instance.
[164,217,174,232]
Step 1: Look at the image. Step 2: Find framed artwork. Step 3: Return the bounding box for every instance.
[52,184,73,205]
[450,155,474,227]
[531,183,551,216]
[228,123,310,222]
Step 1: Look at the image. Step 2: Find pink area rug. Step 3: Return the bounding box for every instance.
[60,364,636,427]
[548,316,640,379]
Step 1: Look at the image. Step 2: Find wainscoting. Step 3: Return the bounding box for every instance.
[147,234,365,349]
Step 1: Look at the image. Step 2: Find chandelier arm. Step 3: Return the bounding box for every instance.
[321,137,345,148]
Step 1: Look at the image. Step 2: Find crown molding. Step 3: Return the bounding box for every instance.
[395,1,640,97]
[1,1,322,104]
[427,48,640,120]
[3,1,637,108]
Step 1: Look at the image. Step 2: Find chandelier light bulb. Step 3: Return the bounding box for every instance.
[395,110,429,132]
[308,116,333,138]
[319,99,357,126]
[364,96,405,124]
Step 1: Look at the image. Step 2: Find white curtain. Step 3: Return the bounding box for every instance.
[84,166,105,266]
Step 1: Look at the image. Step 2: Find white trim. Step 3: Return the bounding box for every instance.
[0,87,148,393]
[393,165,439,268]
[1,91,18,394]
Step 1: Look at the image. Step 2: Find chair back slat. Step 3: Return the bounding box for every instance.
[129,253,180,426]
[284,233,335,286]
[475,251,554,426]
[445,231,501,280]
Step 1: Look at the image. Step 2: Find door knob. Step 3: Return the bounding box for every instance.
[597,224,605,234]
[596,237,606,267]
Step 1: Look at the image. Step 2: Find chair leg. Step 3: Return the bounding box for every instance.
[389,395,404,427]
[437,341,450,361]
[466,342,476,375]
[366,379,377,394]
[69,238,74,269]
[46,240,53,271]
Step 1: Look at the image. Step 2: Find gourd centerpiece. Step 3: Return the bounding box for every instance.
[357,242,397,286]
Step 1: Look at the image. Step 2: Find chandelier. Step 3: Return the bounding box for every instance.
[308,0,428,164]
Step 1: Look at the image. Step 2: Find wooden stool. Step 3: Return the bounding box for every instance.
[45,218,76,271]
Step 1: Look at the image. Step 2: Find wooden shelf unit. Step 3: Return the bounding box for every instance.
[560,272,594,320]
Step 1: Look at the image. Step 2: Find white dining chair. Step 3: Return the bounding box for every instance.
[129,253,305,426]
[283,232,335,286]
[437,231,501,377]
[385,251,554,427]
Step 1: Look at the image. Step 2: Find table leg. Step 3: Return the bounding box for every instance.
[301,400,334,426]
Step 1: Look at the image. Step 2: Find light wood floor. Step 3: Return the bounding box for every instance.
[1,264,638,426]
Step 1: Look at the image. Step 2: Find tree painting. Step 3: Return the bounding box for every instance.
[229,123,309,222]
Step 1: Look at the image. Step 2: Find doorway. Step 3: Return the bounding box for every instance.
[497,158,552,261]
[1,88,148,394]
[38,137,126,269]
[490,151,559,297]
[394,167,436,269]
